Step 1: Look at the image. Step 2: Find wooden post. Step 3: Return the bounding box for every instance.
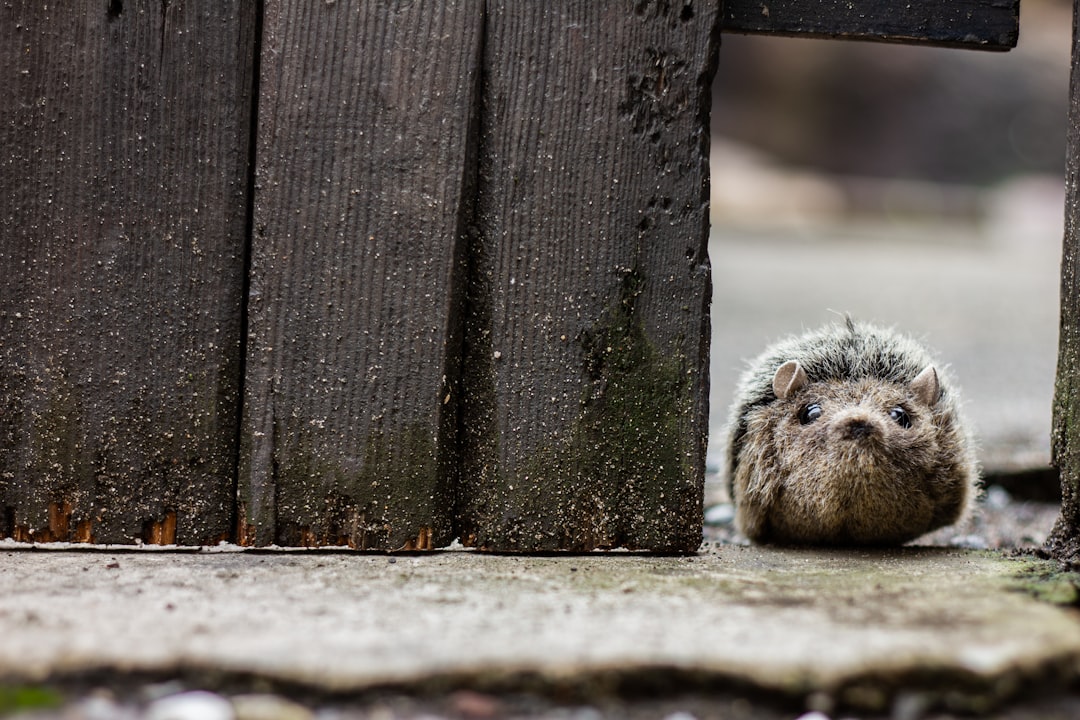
[0,2,256,544]
[239,0,482,549]
[455,1,719,552]
[1047,0,1080,562]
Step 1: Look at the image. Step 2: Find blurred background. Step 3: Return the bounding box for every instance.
[706,0,1071,498]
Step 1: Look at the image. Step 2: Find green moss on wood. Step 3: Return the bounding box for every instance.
[485,268,701,551]
[247,420,450,550]
[1048,357,1080,558]
[1,351,240,544]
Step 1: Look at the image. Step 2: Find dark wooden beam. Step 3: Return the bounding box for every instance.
[456,1,718,552]
[239,0,482,549]
[0,2,255,545]
[1046,0,1080,562]
[722,0,1020,50]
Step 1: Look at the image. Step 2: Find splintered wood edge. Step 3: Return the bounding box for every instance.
[721,0,1020,51]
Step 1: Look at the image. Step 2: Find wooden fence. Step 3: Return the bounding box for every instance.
[1,0,1025,552]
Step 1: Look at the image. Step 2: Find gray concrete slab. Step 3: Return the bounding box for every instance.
[2,545,1079,712]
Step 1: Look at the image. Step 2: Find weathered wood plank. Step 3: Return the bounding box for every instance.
[457,1,718,552]
[240,0,482,548]
[721,0,1019,50]
[1046,0,1080,562]
[0,1,256,544]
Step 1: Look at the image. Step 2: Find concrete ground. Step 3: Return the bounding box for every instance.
[2,543,1080,719]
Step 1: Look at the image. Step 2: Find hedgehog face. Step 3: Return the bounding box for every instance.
[732,361,971,546]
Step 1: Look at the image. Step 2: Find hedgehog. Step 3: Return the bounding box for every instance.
[725,318,978,546]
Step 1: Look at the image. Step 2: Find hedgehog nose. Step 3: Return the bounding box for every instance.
[843,419,875,440]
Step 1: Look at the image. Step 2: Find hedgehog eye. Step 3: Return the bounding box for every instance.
[798,403,822,425]
[889,406,912,428]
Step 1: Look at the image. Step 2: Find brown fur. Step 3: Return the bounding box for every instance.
[726,320,977,546]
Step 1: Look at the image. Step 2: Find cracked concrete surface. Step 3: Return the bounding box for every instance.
[2,545,1079,712]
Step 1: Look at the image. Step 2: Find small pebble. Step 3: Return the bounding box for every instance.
[703,503,735,526]
[78,693,137,720]
[447,690,501,719]
[232,693,313,720]
[949,534,988,550]
[805,691,835,715]
[568,708,603,720]
[139,681,187,703]
[892,691,934,720]
[145,691,234,720]
[984,485,1012,510]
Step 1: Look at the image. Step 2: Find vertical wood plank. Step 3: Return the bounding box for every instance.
[241,0,482,548]
[0,1,256,544]
[1047,0,1080,561]
[458,0,719,551]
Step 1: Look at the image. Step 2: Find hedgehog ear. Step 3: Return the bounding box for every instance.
[773,361,809,400]
[911,365,940,407]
